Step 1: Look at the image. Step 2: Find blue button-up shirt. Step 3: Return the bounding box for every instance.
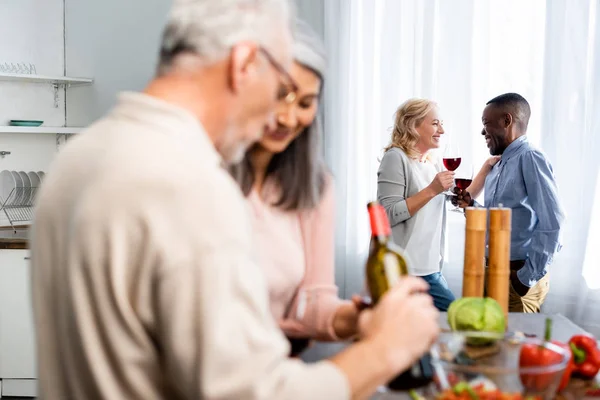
[483,136,565,287]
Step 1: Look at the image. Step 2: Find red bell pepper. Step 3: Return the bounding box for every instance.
[519,318,574,392]
[553,342,574,391]
[569,334,600,380]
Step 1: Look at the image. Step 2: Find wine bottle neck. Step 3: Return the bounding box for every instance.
[368,203,392,237]
[371,233,390,244]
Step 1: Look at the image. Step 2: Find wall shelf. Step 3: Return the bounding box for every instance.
[0,73,93,86]
[0,126,81,134]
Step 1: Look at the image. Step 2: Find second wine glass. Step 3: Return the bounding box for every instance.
[451,160,474,212]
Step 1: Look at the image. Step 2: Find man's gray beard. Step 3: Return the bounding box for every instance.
[221,141,251,165]
[227,145,247,164]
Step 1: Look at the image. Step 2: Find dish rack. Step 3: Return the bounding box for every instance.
[0,186,38,232]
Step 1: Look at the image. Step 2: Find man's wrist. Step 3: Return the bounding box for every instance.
[363,337,412,378]
[330,338,407,396]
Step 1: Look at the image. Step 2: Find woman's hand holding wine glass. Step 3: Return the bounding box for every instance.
[428,171,455,195]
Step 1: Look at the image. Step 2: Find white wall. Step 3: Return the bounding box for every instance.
[65,0,171,126]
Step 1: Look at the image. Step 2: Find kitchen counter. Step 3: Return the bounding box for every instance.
[0,238,28,249]
[0,227,29,249]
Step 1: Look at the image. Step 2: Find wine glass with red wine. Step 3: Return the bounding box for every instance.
[442,142,461,195]
[451,160,474,212]
[442,156,461,172]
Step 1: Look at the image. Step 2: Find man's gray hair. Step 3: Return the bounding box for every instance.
[157,0,293,74]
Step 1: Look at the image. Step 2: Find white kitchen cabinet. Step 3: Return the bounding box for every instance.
[0,249,37,397]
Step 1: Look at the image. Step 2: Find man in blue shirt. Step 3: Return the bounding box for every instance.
[455,93,565,313]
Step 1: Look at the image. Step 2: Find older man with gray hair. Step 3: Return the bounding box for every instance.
[31,1,439,399]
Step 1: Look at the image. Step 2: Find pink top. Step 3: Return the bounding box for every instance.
[247,178,347,341]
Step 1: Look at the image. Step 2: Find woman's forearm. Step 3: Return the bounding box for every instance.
[405,186,437,216]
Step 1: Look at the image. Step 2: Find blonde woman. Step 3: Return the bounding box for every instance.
[377,99,456,310]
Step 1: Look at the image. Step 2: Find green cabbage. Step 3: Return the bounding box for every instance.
[447,297,506,345]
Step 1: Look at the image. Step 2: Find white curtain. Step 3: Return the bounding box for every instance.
[319,0,600,337]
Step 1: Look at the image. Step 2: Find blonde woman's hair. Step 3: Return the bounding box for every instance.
[384,98,437,159]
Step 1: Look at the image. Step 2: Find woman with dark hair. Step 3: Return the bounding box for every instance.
[230,19,361,354]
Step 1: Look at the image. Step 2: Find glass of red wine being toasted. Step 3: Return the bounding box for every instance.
[452,160,474,212]
[442,142,461,196]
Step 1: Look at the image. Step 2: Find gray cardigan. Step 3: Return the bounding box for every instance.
[376,147,447,269]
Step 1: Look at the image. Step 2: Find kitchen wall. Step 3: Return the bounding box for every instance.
[65,0,170,126]
[294,0,325,39]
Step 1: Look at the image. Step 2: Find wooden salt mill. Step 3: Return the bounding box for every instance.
[462,207,487,298]
[487,207,511,319]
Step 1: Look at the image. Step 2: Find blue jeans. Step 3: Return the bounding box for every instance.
[420,272,456,311]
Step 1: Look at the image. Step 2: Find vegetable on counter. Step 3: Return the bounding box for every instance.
[569,334,600,380]
[409,389,426,400]
[519,318,573,392]
[435,382,541,400]
[447,297,506,345]
[453,382,480,399]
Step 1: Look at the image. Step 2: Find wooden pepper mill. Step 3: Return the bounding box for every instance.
[487,207,511,319]
[462,207,487,298]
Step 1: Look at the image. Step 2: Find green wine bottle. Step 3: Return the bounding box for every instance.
[366,201,410,304]
[365,201,434,392]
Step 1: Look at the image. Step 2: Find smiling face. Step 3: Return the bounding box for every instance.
[256,61,321,154]
[481,104,510,156]
[415,107,445,152]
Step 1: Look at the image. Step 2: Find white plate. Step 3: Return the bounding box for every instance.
[27,171,41,206]
[10,171,23,205]
[18,171,30,187]
[37,171,45,181]
[18,171,31,205]
[27,172,40,188]
[0,170,15,207]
